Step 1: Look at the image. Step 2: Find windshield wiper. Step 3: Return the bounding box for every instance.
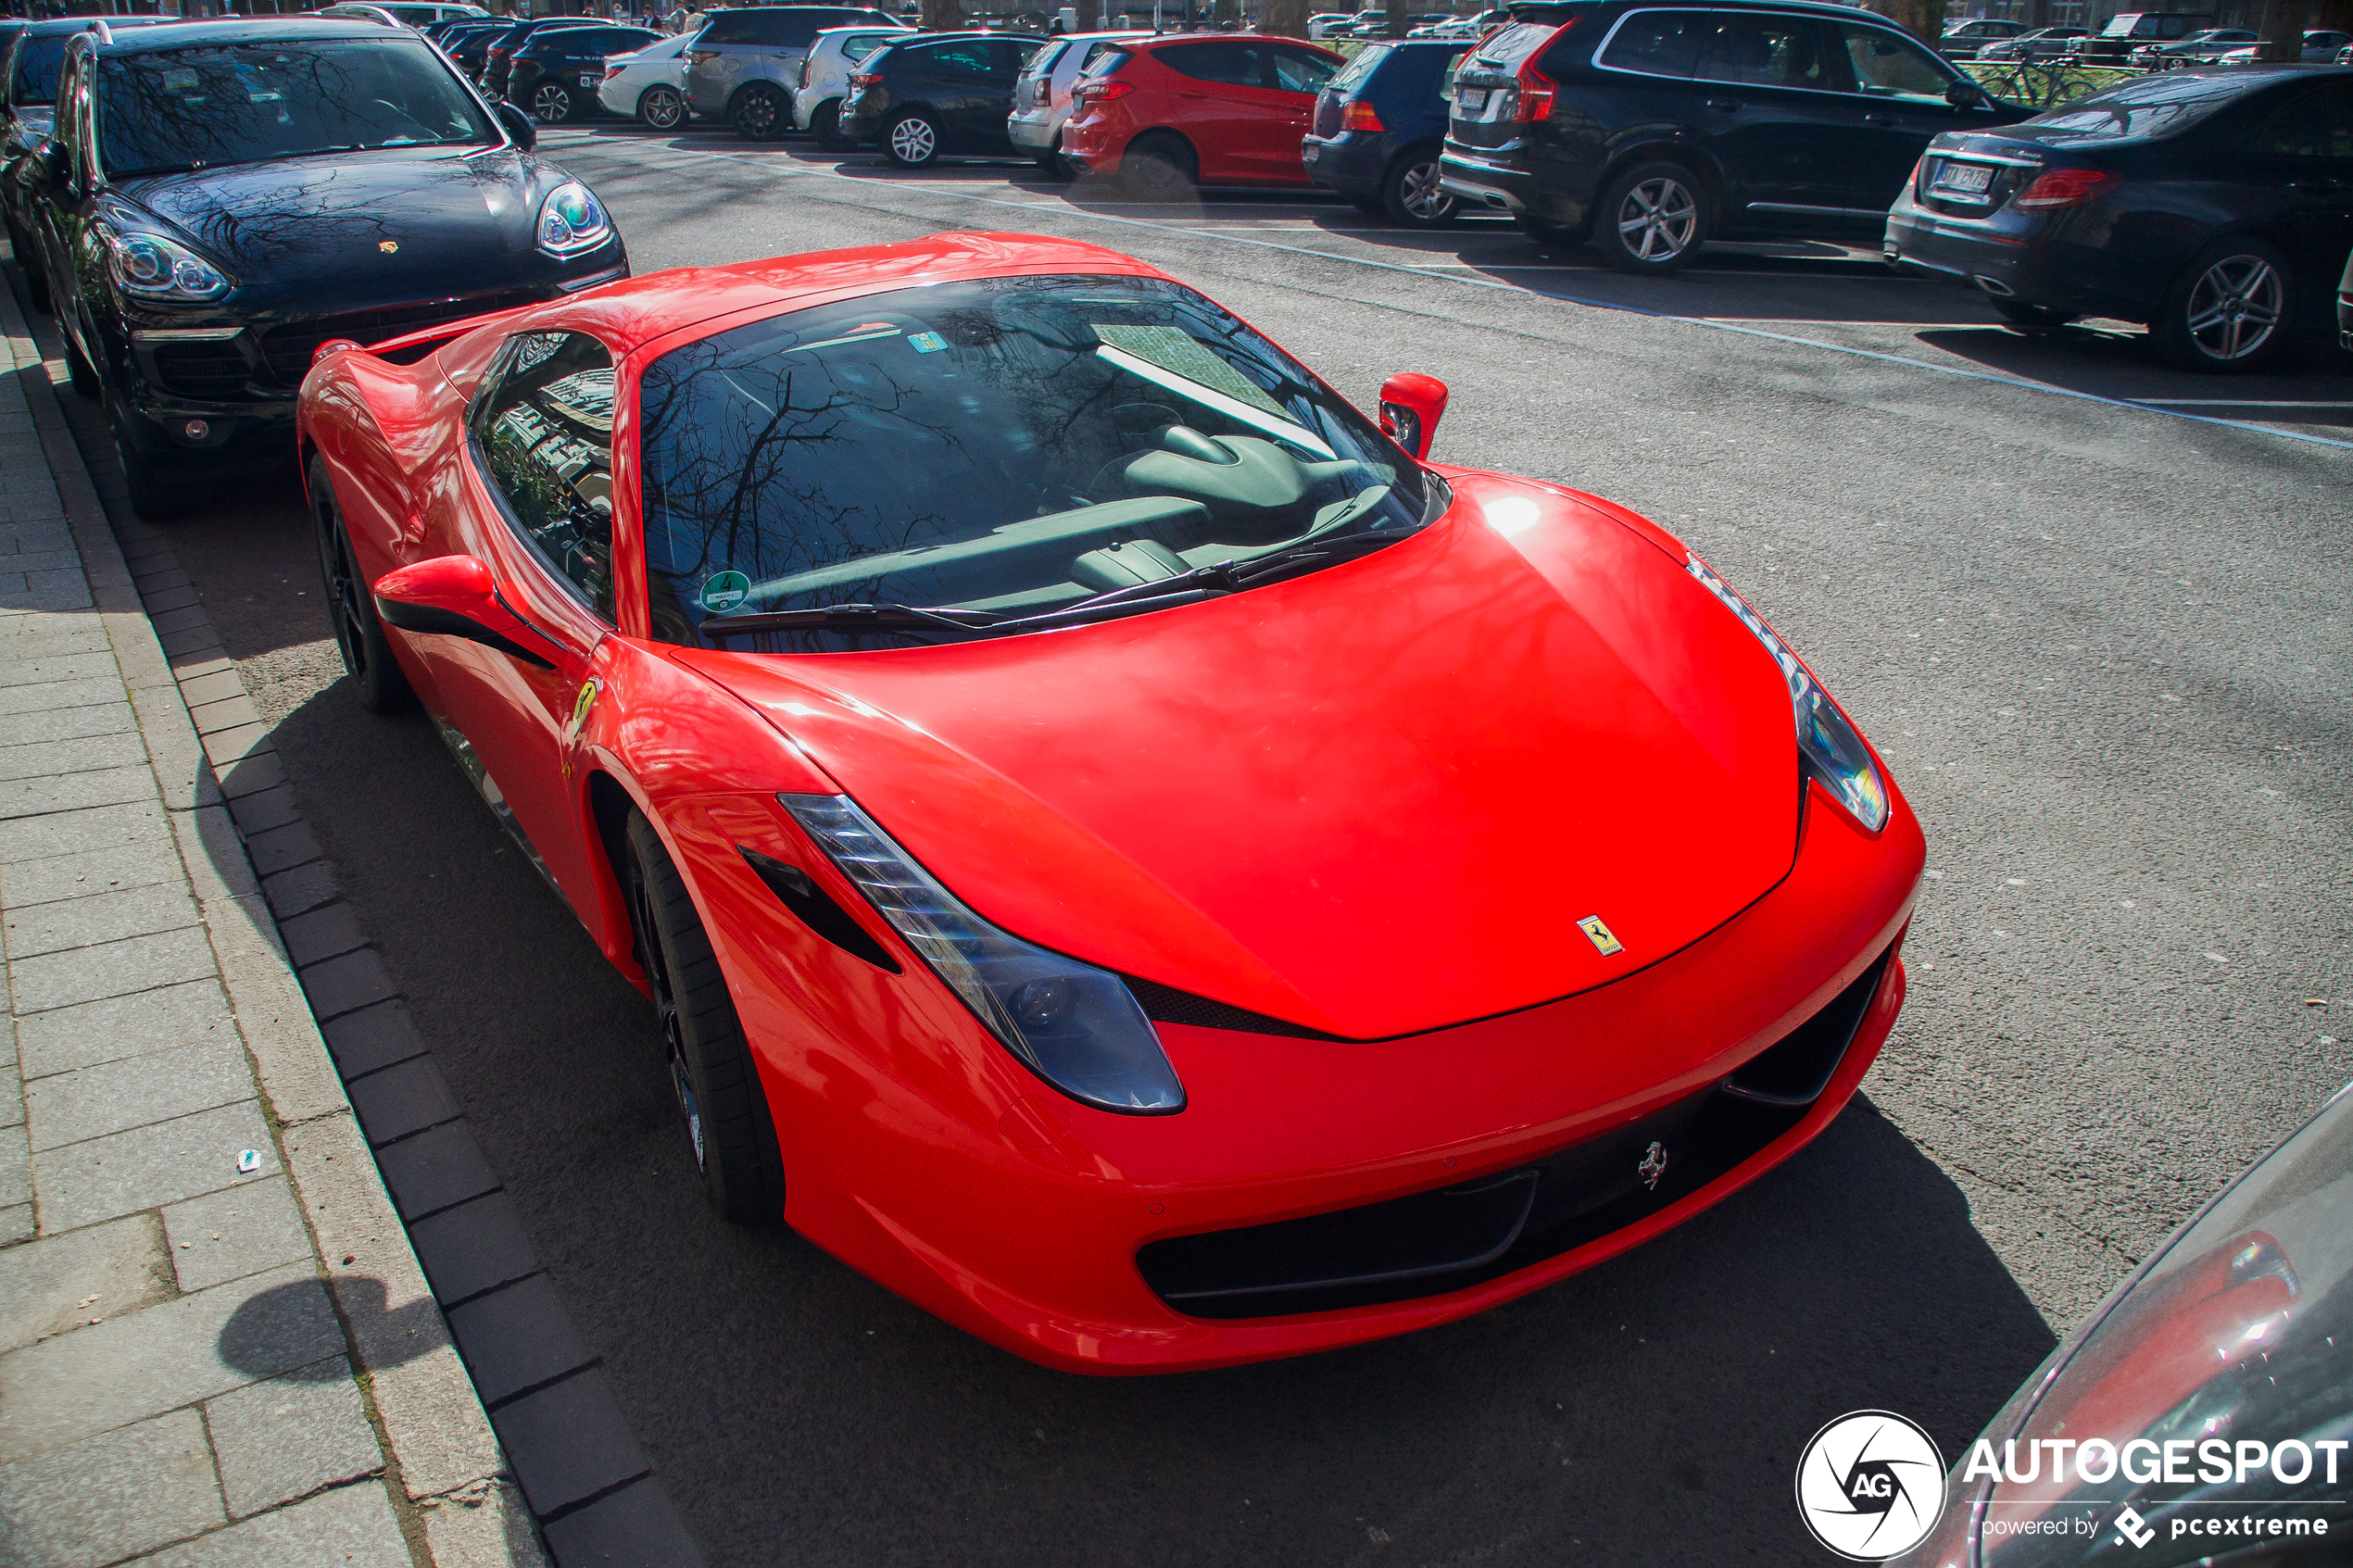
[696,602,1001,642]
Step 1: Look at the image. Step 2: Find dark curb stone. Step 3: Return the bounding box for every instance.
[243,819,321,876]
[492,1371,651,1516]
[228,783,303,836]
[541,1477,707,1568]
[141,583,201,613]
[149,605,211,635]
[447,1275,595,1406]
[320,999,426,1080]
[346,1053,460,1145]
[298,946,397,1020]
[261,860,339,921]
[281,900,368,967]
[157,623,220,658]
[373,1123,500,1221]
[216,749,287,801]
[409,1192,541,1307]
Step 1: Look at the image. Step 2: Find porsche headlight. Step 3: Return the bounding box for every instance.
[780,793,1186,1114]
[108,232,229,301]
[535,181,612,258]
[1686,554,1889,832]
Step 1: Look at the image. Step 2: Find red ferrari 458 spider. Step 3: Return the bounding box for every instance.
[297,232,1924,1374]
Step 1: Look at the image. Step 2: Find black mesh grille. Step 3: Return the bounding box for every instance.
[149,340,248,397]
[258,290,545,385]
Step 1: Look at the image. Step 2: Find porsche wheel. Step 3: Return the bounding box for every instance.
[308,456,413,712]
[623,810,786,1223]
[884,109,941,168]
[732,82,787,141]
[530,82,573,123]
[637,83,686,131]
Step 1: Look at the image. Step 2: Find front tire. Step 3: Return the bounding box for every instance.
[884,108,942,168]
[1592,160,1708,273]
[1379,147,1457,227]
[637,83,686,131]
[529,82,573,123]
[308,455,413,711]
[2153,238,2294,373]
[622,810,786,1224]
[732,82,788,141]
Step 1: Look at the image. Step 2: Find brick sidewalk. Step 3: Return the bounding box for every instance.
[0,277,535,1564]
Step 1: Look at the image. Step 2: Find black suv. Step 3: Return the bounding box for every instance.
[1441,0,2029,271]
[507,22,662,122]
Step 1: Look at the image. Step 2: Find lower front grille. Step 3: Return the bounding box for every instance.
[258,290,544,385]
[1136,950,1892,1320]
[149,340,248,397]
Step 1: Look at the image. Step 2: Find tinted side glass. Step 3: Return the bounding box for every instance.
[1838,23,1953,101]
[473,332,616,620]
[1078,41,1130,74]
[698,11,779,44]
[989,39,1041,74]
[1464,19,1558,73]
[1327,40,1387,92]
[1269,44,1336,93]
[840,31,896,60]
[1695,14,1836,91]
[1156,41,1260,85]
[2259,83,2353,158]
[1596,9,1709,77]
[912,41,992,75]
[1026,39,1071,74]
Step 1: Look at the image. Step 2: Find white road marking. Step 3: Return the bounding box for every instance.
[560,134,2353,454]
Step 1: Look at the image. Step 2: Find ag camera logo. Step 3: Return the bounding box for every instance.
[1795,1410,1948,1561]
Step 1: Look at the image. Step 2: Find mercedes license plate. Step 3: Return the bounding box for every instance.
[580,73,599,85]
[1934,161,1994,194]
[1456,86,1487,111]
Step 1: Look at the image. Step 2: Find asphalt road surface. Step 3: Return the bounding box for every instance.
[74,129,2353,1566]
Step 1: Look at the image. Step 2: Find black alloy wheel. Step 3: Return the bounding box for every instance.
[1592,160,1707,273]
[732,82,787,140]
[1380,148,1457,227]
[620,809,786,1223]
[884,108,943,167]
[638,82,686,130]
[308,455,414,711]
[1119,133,1196,200]
[2154,238,2295,373]
[530,81,573,122]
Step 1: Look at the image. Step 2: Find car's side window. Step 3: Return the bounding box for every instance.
[1695,14,1835,92]
[1838,22,1953,103]
[471,332,617,621]
[1268,44,1336,94]
[2255,87,2344,157]
[1158,42,1261,86]
[988,40,1038,77]
[1595,9,1711,78]
[918,42,993,77]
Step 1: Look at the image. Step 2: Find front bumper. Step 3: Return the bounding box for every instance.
[728,767,1924,1374]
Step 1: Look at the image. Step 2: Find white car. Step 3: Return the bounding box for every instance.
[598,31,697,130]
[321,1,486,24]
[1006,29,1148,175]
[793,23,923,147]
[1307,12,1353,38]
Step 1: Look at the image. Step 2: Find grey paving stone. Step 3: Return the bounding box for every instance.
[0,649,116,688]
[0,727,145,784]
[0,675,121,717]
[162,1175,310,1294]
[165,650,232,685]
[0,1211,172,1353]
[0,698,133,749]
[14,977,235,1079]
[183,695,259,737]
[0,799,169,868]
[242,820,320,878]
[9,925,216,1014]
[0,1260,335,1463]
[298,947,396,1022]
[279,902,366,969]
[174,669,242,708]
[0,1057,17,1129]
[4,879,199,961]
[226,784,300,837]
[130,1479,411,1568]
[0,1125,27,1210]
[0,837,184,910]
[195,721,271,769]
[27,1035,254,1152]
[346,1054,459,1146]
[318,1000,424,1082]
[258,860,336,922]
[0,1203,31,1246]
[213,749,283,802]
[409,1193,539,1309]
[372,1122,499,1222]
[492,1369,650,1516]
[205,1357,383,1517]
[540,1474,704,1568]
[156,623,220,659]
[0,761,155,820]
[0,1408,222,1568]
[29,1098,277,1234]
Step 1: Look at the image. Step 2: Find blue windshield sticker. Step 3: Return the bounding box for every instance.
[906,332,948,354]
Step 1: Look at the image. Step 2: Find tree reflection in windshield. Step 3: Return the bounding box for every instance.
[97,39,493,178]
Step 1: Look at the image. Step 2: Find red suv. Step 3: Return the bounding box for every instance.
[1060,35,1344,196]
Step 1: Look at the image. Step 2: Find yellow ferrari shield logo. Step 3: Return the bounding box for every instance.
[1578,915,1624,957]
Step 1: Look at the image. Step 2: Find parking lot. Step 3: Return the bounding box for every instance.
[67,120,2353,1566]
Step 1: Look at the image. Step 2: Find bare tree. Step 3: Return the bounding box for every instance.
[1261,0,1308,34]
[921,0,965,27]
[1385,0,1407,37]
[1861,0,1938,41]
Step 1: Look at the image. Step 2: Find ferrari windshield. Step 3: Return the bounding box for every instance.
[636,274,1434,649]
[96,39,496,179]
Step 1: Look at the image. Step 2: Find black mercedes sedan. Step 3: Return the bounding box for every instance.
[14,18,627,520]
[1886,66,2353,372]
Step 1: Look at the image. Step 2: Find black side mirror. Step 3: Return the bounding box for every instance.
[1945,78,1990,107]
[495,99,537,151]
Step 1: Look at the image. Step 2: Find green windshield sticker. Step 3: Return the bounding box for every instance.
[1090,324,1287,416]
[698,571,751,613]
[906,331,947,354]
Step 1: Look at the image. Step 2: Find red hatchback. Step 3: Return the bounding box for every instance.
[1060,34,1343,196]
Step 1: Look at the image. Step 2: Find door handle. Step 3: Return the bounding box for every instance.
[1178,89,1207,97]
[1862,111,1898,126]
[1705,96,1737,110]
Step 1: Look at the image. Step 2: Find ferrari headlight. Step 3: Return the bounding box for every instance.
[535,181,612,258]
[108,232,229,301]
[1686,554,1889,832]
[779,793,1186,1115]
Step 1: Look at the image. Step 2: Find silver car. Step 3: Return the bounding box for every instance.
[794,23,917,148]
[684,4,904,138]
[1005,30,1147,175]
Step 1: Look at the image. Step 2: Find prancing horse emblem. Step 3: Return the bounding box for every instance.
[1637,1141,1668,1191]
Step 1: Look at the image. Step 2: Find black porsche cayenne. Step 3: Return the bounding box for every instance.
[14,17,628,518]
[1886,65,2353,373]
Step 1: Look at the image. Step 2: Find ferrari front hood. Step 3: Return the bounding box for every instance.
[682,476,1802,1040]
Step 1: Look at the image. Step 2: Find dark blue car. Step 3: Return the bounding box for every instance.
[1301,38,1468,226]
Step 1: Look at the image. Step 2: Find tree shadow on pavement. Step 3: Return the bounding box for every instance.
[1912,321,2353,412]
